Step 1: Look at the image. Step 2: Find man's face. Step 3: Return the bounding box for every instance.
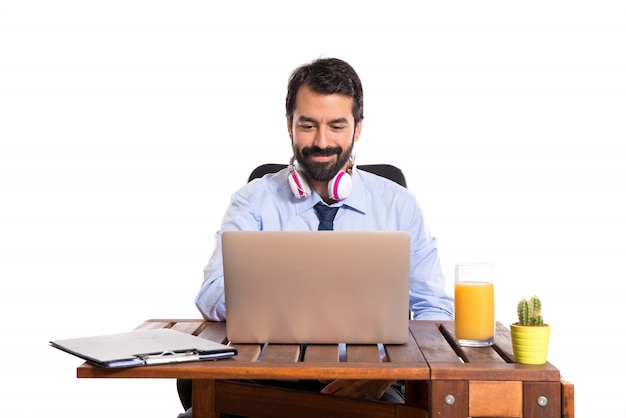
[288,84,362,182]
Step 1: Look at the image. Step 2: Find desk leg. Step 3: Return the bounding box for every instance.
[192,379,216,418]
[405,380,428,410]
[524,381,561,418]
[429,380,468,418]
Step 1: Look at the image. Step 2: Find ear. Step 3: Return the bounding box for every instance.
[286,116,293,141]
[353,120,363,143]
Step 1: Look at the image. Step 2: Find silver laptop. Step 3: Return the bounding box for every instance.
[222,230,410,344]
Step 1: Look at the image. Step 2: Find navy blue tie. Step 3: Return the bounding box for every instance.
[314,203,340,231]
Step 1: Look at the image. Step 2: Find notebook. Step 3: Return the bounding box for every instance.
[222,230,410,344]
[50,328,237,368]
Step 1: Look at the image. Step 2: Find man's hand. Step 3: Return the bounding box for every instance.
[319,379,396,400]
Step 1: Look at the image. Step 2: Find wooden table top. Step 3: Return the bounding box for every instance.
[77,319,561,383]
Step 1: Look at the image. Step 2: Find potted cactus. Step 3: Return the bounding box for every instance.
[510,295,551,365]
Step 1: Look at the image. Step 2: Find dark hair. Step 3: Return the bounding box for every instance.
[285,58,364,126]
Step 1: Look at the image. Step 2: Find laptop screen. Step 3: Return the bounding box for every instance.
[222,230,410,344]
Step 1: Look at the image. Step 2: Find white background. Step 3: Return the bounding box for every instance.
[1,1,625,417]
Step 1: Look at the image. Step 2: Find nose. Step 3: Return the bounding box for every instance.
[312,128,329,148]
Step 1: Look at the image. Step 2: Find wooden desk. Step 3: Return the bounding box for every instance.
[77,319,574,418]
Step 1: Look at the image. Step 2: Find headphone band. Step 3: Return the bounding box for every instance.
[288,155,355,201]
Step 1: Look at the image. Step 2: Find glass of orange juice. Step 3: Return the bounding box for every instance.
[454,263,494,347]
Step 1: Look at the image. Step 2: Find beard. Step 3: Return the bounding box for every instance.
[294,140,354,182]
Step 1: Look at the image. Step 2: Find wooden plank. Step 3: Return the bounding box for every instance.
[145,318,207,322]
[394,404,427,418]
[171,320,206,335]
[430,362,561,382]
[229,343,262,362]
[303,344,339,362]
[524,381,561,418]
[133,320,172,330]
[405,380,429,410]
[197,322,228,344]
[436,321,506,364]
[191,379,215,418]
[410,321,460,363]
[196,323,260,361]
[78,358,429,380]
[386,329,426,363]
[430,380,468,418]
[347,345,382,363]
[215,380,398,418]
[561,378,575,418]
[462,345,509,364]
[469,380,522,417]
[494,321,516,362]
[260,344,301,363]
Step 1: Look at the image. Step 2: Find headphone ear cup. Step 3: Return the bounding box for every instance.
[288,169,311,199]
[328,171,352,201]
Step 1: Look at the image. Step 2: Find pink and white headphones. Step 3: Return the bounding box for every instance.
[288,155,354,201]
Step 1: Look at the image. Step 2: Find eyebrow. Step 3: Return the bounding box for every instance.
[296,116,350,125]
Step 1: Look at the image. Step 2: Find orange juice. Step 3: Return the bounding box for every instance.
[454,281,494,345]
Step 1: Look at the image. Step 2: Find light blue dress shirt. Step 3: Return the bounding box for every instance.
[195,167,454,322]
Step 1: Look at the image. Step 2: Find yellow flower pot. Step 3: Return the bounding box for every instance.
[510,323,551,365]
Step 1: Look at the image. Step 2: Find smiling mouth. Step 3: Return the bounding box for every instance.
[310,154,335,163]
[302,146,341,158]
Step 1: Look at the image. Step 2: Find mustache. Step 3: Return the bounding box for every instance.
[301,146,342,158]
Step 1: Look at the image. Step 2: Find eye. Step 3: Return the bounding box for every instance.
[331,124,346,131]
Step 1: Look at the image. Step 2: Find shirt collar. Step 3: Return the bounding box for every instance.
[340,169,367,214]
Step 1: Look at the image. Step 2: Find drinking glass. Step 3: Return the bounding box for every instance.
[454,263,494,347]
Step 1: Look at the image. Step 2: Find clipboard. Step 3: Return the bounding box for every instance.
[50,328,237,368]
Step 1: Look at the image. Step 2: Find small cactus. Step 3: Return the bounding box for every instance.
[517,295,544,326]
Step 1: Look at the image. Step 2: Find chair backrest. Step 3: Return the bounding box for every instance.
[248,163,407,188]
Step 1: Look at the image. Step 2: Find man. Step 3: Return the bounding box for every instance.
[181,57,453,415]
